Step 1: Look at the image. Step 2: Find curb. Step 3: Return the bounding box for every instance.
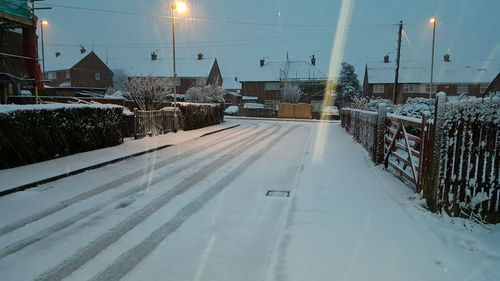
[225,116,340,124]
[0,123,241,197]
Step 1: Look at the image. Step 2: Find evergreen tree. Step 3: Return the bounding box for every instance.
[335,62,361,108]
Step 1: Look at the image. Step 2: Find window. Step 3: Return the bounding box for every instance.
[47,72,56,80]
[480,84,488,93]
[373,85,384,94]
[425,84,437,93]
[457,85,468,95]
[95,72,101,81]
[404,84,415,93]
[65,70,71,79]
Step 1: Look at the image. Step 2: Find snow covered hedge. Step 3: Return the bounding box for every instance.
[352,97,435,118]
[0,104,123,169]
[176,102,224,130]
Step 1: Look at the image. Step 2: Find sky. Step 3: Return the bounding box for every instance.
[35,0,500,81]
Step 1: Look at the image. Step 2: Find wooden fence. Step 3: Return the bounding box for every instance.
[340,93,499,223]
[133,108,179,139]
[277,103,312,119]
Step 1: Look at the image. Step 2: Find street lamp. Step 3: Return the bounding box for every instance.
[40,19,48,76]
[429,17,437,98]
[170,1,187,133]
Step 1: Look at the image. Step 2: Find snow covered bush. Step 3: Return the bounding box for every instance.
[351,97,369,109]
[185,84,225,103]
[125,75,172,110]
[0,104,123,169]
[177,102,223,130]
[280,84,303,103]
[486,91,500,99]
[362,98,394,112]
[393,97,435,118]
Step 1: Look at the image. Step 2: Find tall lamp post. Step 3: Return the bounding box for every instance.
[170,1,187,133]
[40,20,48,76]
[429,17,437,98]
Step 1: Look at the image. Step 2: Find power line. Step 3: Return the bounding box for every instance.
[37,3,395,29]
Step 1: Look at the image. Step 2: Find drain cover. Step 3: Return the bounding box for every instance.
[266,190,290,197]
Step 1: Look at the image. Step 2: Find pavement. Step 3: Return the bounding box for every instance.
[0,120,240,196]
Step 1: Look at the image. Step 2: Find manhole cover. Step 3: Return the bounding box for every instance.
[266,190,290,197]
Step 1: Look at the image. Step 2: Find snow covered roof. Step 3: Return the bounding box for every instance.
[125,58,216,78]
[239,60,327,82]
[222,77,241,90]
[243,103,268,109]
[44,50,105,72]
[224,105,239,114]
[242,96,258,100]
[366,60,498,84]
[224,91,241,97]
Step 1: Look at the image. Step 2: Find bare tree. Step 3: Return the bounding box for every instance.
[125,75,172,110]
[281,84,303,103]
[185,83,225,103]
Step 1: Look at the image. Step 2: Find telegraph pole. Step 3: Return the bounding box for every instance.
[392,21,403,104]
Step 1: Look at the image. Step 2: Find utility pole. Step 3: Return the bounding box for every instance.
[392,20,403,104]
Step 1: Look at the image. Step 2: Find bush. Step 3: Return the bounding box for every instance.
[0,104,123,169]
[177,102,223,130]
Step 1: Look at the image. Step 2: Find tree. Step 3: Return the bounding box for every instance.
[185,83,225,103]
[106,68,128,96]
[281,84,303,103]
[125,75,172,110]
[335,62,361,108]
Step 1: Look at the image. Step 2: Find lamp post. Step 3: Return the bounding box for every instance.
[40,20,48,76]
[429,17,436,98]
[170,1,187,133]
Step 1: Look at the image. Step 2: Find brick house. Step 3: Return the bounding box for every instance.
[44,51,113,88]
[127,53,222,95]
[363,54,499,103]
[239,57,330,111]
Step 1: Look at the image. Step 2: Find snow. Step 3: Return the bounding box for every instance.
[224,106,239,114]
[0,120,498,281]
[125,58,216,78]
[0,103,122,114]
[242,96,258,101]
[243,103,268,109]
[239,60,327,82]
[222,77,241,90]
[366,60,497,84]
[0,120,240,194]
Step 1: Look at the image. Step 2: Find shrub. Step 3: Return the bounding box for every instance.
[0,104,123,169]
[177,102,223,130]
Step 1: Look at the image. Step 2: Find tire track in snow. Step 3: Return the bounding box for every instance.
[0,122,258,237]
[0,123,270,259]
[34,124,285,281]
[90,125,299,281]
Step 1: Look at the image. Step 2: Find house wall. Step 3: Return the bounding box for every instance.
[365,82,489,103]
[0,29,28,77]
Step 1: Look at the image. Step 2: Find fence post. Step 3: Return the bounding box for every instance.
[426,92,447,212]
[133,108,138,139]
[375,103,388,164]
[417,111,431,191]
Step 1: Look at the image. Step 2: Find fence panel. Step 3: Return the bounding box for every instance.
[434,97,499,223]
[133,109,177,139]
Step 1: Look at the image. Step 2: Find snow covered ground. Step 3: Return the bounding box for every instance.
[0,120,498,281]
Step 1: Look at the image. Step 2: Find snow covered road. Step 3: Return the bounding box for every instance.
[0,120,499,281]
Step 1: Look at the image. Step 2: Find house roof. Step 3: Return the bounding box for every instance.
[125,58,216,78]
[44,50,104,72]
[239,60,327,82]
[366,60,499,84]
[222,77,241,90]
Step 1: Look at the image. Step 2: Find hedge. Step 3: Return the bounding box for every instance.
[177,102,224,130]
[0,104,123,169]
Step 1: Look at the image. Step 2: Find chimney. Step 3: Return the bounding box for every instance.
[260,58,265,67]
[444,53,450,62]
[384,55,390,63]
[151,51,157,61]
[311,54,316,65]
[80,46,86,54]
[197,53,203,60]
